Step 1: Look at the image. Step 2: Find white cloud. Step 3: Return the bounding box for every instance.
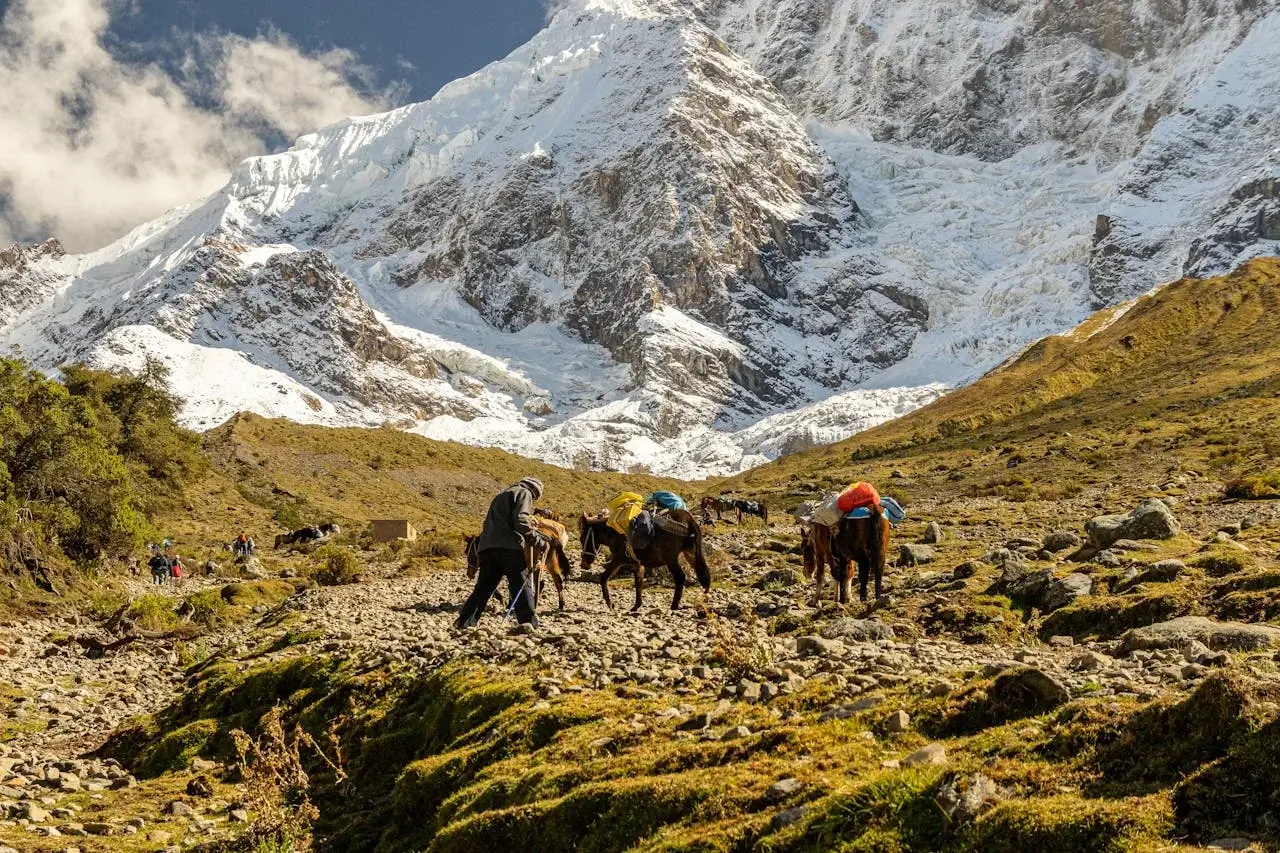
[0,0,394,252]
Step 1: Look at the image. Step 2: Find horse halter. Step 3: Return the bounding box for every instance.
[580,522,599,569]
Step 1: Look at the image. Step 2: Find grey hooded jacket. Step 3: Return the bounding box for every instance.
[476,483,541,553]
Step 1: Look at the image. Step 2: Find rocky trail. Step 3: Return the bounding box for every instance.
[4,493,1279,850]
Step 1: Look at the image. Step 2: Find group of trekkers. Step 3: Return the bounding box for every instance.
[146,540,186,585]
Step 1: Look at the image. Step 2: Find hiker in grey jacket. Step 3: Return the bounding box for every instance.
[456,477,547,629]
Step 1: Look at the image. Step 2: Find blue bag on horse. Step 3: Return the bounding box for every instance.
[845,496,907,527]
[628,511,655,552]
[647,491,687,511]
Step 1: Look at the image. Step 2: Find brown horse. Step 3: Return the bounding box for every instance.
[463,518,573,611]
[578,509,711,611]
[804,510,891,604]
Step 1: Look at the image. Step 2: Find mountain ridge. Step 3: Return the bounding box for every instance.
[1,0,1277,476]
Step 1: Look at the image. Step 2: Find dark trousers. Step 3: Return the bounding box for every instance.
[456,548,538,628]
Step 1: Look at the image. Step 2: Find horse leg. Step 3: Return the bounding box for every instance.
[600,558,621,610]
[631,562,646,612]
[838,572,852,605]
[858,557,870,603]
[812,555,826,606]
[668,552,687,610]
[834,551,852,605]
[553,566,566,611]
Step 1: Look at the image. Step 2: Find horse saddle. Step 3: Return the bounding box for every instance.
[651,509,689,537]
[626,511,656,555]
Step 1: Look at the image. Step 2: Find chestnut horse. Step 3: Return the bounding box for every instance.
[578,509,711,611]
[802,509,891,604]
[463,518,573,611]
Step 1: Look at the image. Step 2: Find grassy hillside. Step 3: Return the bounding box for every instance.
[722,256,1280,508]
[157,414,686,555]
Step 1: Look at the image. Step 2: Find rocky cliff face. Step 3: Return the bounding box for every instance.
[0,239,66,326]
[1,0,1277,475]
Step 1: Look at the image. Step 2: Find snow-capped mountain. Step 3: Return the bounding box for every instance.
[1,0,1277,478]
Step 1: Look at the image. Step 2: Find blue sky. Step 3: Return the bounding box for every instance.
[109,0,549,102]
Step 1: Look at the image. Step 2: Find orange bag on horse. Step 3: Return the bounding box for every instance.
[836,482,881,514]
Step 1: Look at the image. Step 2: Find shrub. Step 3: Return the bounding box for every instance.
[1224,471,1280,499]
[307,546,361,586]
[186,589,233,629]
[126,594,180,632]
[410,536,460,560]
[1191,550,1252,578]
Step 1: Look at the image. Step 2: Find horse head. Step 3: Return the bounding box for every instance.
[578,514,603,572]
[463,535,480,579]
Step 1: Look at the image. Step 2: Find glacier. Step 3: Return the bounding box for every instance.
[1,0,1277,477]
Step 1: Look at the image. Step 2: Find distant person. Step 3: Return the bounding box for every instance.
[233,532,254,559]
[456,477,547,629]
[170,554,185,584]
[148,550,169,585]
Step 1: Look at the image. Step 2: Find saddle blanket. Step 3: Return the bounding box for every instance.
[845,496,907,526]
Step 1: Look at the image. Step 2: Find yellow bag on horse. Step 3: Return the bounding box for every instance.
[607,492,644,535]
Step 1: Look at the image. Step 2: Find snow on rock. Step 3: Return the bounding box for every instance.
[1092,9,1280,301]
[2,0,1277,476]
[0,239,68,326]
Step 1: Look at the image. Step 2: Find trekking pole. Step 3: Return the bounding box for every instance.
[505,585,526,620]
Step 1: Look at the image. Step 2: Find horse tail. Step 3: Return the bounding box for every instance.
[550,536,572,580]
[689,518,712,591]
[866,505,888,574]
[760,502,768,524]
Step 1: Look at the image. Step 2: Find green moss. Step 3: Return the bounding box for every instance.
[139,718,220,776]
[1093,673,1271,788]
[1223,471,1280,499]
[796,769,947,853]
[1174,696,1280,840]
[961,794,1173,853]
[1038,589,1193,641]
[923,600,1023,644]
[221,579,303,608]
[1190,550,1253,578]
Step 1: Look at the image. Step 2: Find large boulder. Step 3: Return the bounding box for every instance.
[1043,531,1082,553]
[988,667,1071,716]
[1005,568,1054,603]
[899,544,936,566]
[1086,499,1180,549]
[1120,616,1280,655]
[1041,572,1094,613]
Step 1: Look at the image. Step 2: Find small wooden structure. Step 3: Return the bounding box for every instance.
[371,519,418,543]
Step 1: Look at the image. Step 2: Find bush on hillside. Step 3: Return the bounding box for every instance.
[61,358,204,494]
[1224,472,1280,500]
[0,357,203,592]
[1,359,147,565]
[410,536,460,560]
[307,545,361,586]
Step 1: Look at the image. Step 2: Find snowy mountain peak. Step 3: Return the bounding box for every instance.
[2,0,1278,478]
